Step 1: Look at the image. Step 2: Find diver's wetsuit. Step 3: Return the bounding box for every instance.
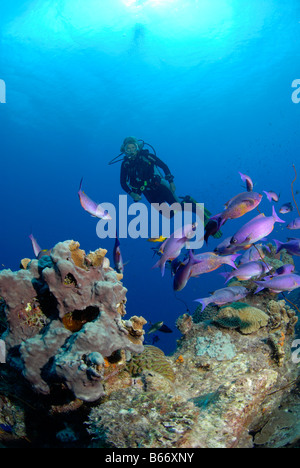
[120,149,222,237]
[120,149,178,206]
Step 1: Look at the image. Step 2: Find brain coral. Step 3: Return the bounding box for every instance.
[215,304,269,334]
[0,240,146,402]
[127,345,175,382]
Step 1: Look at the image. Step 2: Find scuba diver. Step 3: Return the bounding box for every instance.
[119,136,180,207]
[109,136,221,237]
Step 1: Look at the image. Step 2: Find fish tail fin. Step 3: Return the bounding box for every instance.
[263,191,272,202]
[262,275,272,281]
[272,206,285,224]
[188,249,203,267]
[254,281,265,294]
[152,257,166,277]
[79,177,83,192]
[194,297,208,312]
[219,271,231,283]
[273,238,284,254]
[226,253,240,269]
[29,233,41,257]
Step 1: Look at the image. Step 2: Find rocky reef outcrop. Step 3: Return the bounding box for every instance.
[0,240,146,402]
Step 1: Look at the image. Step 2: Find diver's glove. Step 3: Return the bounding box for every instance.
[165,174,174,183]
[129,192,142,202]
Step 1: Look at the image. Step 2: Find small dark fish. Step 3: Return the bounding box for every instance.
[279,202,293,214]
[151,334,160,345]
[159,324,173,333]
[239,172,254,192]
[147,321,172,334]
[113,231,124,273]
[204,219,220,243]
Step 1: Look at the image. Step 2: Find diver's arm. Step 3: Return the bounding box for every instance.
[120,162,141,201]
[150,154,174,183]
[120,162,132,194]
[149,154,175,194]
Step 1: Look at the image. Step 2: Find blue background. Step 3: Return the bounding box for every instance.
[1,0,300,353]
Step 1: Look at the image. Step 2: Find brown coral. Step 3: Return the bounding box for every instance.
[215,305,269,334]
[68,240,87,269]
[176,313,193,335]
[267,299,298,332]
[124,315,147,346]
[86,248,108,268]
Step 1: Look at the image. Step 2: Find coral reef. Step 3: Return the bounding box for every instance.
[195,331,237,361]
[0,239,300,448]
[0,240,146,402]
[87,381,197,448]
[127,345,175,382]
[215,303,269,334]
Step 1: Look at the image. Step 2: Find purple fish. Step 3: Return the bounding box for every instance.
[195,286,249,311]
[153,223,196,276]
[29,234,41,257]
[221,260,272,283]
[29,234,52,259]
[239,172,254,192]
[211,192,262,229]
[255,273,300,294]
[287,217,300,230]
[238,244,270,264]
[273,238,300,257]
[173,250,203,291]
[78,178,112,220]
[190,252,240,277]
[279,202,293,214]
[263,263,295,281]
[214,237,245,255]
[206,192,262,243]
[113,231,124,274]
[230,206,285,246]
[263,191,280,202]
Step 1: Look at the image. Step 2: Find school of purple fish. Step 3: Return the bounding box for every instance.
[28,172,300,315]
[151,171,300,311]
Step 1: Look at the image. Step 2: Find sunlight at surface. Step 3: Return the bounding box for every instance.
[4,0,234,45]
[3,0,275,70]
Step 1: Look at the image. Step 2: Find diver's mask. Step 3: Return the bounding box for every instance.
[124,142,139,157]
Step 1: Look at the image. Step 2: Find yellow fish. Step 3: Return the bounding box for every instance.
[147,235,167,243]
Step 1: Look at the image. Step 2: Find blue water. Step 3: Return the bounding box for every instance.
[1,0,300,354]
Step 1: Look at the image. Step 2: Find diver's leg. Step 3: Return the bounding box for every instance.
[144,186,180,218]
